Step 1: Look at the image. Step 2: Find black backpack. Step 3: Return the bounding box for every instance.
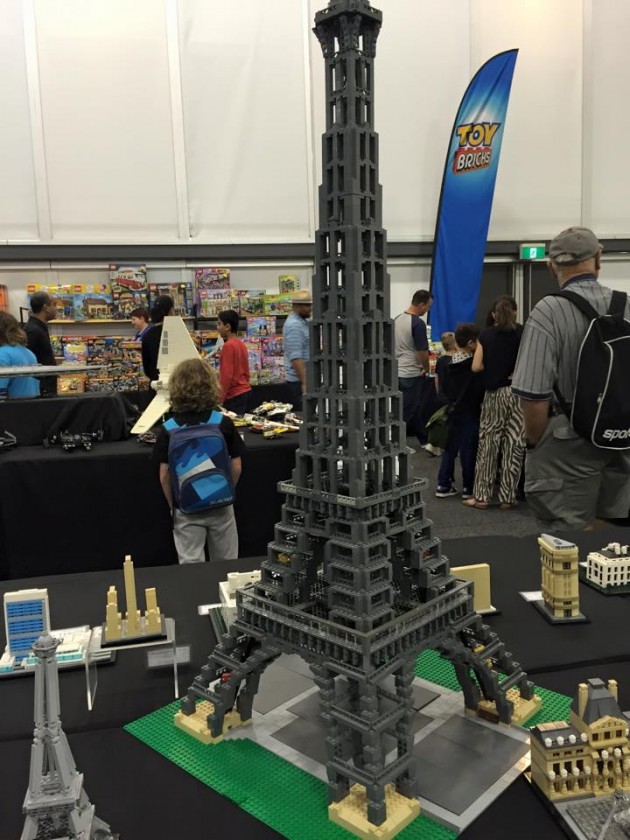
[550,289,630,450]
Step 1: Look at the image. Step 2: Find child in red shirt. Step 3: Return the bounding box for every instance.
[217,310,251,414]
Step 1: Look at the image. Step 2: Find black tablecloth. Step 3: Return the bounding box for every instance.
[445,530,630,673]
[0,432,298,579]
[0,561,260,740]
[0,392,136,445]
[249,382,293,407]
[3,558,630,840]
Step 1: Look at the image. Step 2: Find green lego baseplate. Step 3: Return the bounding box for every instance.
[125,701,455,840]
[124,648,572,840]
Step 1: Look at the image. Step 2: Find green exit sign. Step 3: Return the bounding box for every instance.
[520,243,546,260]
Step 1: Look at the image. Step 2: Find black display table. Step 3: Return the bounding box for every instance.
[3,545,630,840]
[442,531,630,673]
[0,391,135,445]
[0,432,299,579]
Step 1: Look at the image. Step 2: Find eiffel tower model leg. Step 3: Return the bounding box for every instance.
[21,634,117,840]
[438,614,538,725]
[176,627,282,741]
[177,1,539,834]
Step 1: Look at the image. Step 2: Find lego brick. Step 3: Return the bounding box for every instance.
[276,705,433,764]
[413,717,529,815]
[531,599,588,625]
[272,717,329,765]
[329,784,421,840]
[253,662,315,715]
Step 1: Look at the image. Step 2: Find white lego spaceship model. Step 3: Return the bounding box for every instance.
[131,316,200,434]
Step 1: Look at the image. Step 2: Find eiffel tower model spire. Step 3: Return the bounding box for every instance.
[177,1,538,833]
[21,634,116,840]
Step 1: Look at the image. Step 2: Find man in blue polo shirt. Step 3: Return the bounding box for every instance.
[283,289,312,411]
[394,289,435,451]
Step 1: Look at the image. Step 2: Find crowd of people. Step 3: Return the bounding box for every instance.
[2,225,627,564]
[396,225,630,534]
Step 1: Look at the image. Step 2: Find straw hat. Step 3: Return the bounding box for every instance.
[291,289,313,305]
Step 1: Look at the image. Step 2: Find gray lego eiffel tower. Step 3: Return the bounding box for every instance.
[177,0,538,832]
[21,634,116,840]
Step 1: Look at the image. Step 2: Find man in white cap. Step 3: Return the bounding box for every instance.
[283,289,312,411]
[512,226,630,530]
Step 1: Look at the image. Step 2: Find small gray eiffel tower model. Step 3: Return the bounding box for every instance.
[21,634,117,840]
[177,0,538,833]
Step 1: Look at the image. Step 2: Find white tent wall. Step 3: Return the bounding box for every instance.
[588,0,630,237]
[471,0,583,240]
[0,0,39,240]
[1,0,630,311]
[32,0,179,241]
[179,0,314,243]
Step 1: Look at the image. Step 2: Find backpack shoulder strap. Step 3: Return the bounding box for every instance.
[207,410,224,426]
[546,289,599,321]
[608,290,627,316]
[163,417,180,432]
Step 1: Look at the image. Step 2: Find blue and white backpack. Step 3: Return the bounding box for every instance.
[163,411,234,513]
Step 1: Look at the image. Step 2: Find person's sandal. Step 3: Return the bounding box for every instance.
[499,502,515,510]
[463,498,488,509]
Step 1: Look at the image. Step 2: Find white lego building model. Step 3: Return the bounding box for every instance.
[219,571,261,628]
[0,588,90,675]
[584,542,630,594]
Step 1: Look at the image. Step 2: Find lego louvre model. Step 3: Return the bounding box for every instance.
[530,677,630,840]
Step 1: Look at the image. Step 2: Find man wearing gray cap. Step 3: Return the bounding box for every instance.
[512,226,630,530]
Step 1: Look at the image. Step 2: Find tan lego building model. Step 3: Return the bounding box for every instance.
[535,534,585,624]
[451,564,496,614]
[103,555,165,644]
[531,678,630,801]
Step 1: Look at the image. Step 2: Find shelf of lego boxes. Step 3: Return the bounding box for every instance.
[27,268,300,393]
[50,320,286,394]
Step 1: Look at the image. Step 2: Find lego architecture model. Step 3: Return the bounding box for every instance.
[530,678,630,840]
[21,633,117,840]
[0,589,91,676]
[581,543,630,596]
[175,2,538,837]
[102,555,165,646]
[219,570,262,628]
[533,534,587,624]
[451,564,496,615]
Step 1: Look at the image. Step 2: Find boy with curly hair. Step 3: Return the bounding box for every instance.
[153,358,245,563]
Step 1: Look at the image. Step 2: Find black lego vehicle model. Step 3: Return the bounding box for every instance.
[43,430,104,452]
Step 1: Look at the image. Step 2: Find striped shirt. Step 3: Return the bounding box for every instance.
[283,311,309,382]
[512,275,630,403]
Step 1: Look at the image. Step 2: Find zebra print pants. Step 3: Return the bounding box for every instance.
[472,386,525,505]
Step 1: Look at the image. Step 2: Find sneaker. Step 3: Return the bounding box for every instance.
[435,486,459,498]
[462,490,474,500]
[423,443,442,457]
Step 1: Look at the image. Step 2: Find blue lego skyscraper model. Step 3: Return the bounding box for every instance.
[177,1,537,832]
[4,589,50,663]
